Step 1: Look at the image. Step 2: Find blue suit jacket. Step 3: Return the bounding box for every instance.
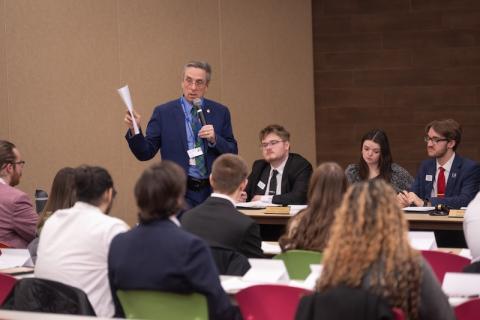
[410,155,480,209]
[108,219,239,320]
[126,98,238,175]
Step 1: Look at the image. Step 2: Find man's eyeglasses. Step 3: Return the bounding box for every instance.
[12,160,25,167]
[260,140,284,149]
[424,136,449,144]
[184,77,206,88]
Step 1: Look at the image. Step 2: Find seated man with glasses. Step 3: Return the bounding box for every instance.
[243,124,313,205]
[124,61,238,209]
[0,140,38,248]
[398,119,480,209]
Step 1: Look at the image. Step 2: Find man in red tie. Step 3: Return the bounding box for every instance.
[398,119,480,209]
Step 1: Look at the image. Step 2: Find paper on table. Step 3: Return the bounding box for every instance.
[289,205,307,215]
[403,206,435,212]
[236,201,280,209]
[443,272,480,297]
[459,249,472,260]
[243,258,289,283]
[408,231,437,250]
[0,249,32,269]
[117,85,139,135]
[261,241,281,255]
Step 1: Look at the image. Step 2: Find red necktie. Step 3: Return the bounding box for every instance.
[437,167,445,198]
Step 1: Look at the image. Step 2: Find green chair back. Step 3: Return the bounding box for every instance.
[117,290,208,320]
[273,250,323,280]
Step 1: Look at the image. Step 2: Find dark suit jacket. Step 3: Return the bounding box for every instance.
[125,98,238,175]
[410,155,480,209]
[182,196,264,258]
[108,219,239,320]
[245,153,313,205]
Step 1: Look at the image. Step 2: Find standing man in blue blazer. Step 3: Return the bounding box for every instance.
[398,119,480,209]
[124,61,238,208]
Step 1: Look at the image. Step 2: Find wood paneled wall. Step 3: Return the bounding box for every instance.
[313,0,480,175]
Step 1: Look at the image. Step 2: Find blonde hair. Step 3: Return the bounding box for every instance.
[316,180,422,319]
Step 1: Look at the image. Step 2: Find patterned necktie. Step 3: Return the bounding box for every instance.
[268,169,279,195]
[437,167,445,198]
[190,107,207,176]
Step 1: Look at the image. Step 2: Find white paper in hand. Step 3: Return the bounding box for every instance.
[117,85,139,135]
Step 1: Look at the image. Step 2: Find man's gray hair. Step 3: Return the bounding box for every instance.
[183,61,212,83]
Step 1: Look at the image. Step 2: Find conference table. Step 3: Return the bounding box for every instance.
[239,209,464,231]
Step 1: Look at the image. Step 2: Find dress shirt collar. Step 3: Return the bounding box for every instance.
[169,215,181,227]
[211,193,236,206]
[0,177,6,185]
[270,154,289,175]
[437,152,455,173]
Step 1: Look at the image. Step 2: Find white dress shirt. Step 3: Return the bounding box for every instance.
[431,153,455,198]
[261,155,289,204]
[35,201,129,317]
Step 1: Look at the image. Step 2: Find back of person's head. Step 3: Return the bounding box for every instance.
[425,119,462,151]
[135,161,186,223]
[259,124,290,142]
[317,179,421,319]
[279,162,347,251]
[74,165,114,206]
[210,154,248,195]
[0,140,16,173]
[38,167,77,232]
[358,129,393,181]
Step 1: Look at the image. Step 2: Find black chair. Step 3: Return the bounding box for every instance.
[35,189,48,214]
[210,246,251,276]
[2,278,96,316]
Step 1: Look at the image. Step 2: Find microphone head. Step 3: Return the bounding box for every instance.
[193,98,202,109]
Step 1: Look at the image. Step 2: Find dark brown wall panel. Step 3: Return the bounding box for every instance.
[313,0,480,176]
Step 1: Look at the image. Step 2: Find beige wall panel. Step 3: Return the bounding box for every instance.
[5,0,128,220]
[0,0,8,139]
[219,0,315,167]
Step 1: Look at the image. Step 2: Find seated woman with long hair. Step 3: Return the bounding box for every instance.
[345,129,413,193]
[315,180,454,320]
[28,167,76,261]
[279,162,347,252]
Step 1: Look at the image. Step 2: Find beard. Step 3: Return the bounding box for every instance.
[9,171,20,187]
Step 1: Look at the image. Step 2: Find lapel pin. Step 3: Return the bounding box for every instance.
[206,109,210,113]
[452,173,457,178]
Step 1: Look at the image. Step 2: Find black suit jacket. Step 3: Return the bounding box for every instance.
[182,197,264,258]
[245,153,313,205]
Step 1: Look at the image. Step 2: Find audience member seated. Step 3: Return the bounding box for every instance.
[398,119,480,209]
[35,165,129,317]
[28,167,77,262]
[345,129,413,193]
[182,154,263,259]
[316,180,455,320]
[279,162,347,252]
[108,161,240,320]
[0,140,38,248]
[463,191,480,271]
[243,124,313,205]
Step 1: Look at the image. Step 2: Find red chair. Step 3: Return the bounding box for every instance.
[455,298,480,320]
[392,307,405,320]
[235,284,311,320]
[0,273,17,305]
[421,250,470,283]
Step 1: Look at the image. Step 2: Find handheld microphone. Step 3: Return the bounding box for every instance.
[193,98,207,126]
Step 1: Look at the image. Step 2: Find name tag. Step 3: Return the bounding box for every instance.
[425,175,433,182]
[257,181,266,190]
[187,147,203,159]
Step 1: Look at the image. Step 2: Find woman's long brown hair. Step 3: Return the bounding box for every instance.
[279,162,347,252]
[316,180,421,319]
